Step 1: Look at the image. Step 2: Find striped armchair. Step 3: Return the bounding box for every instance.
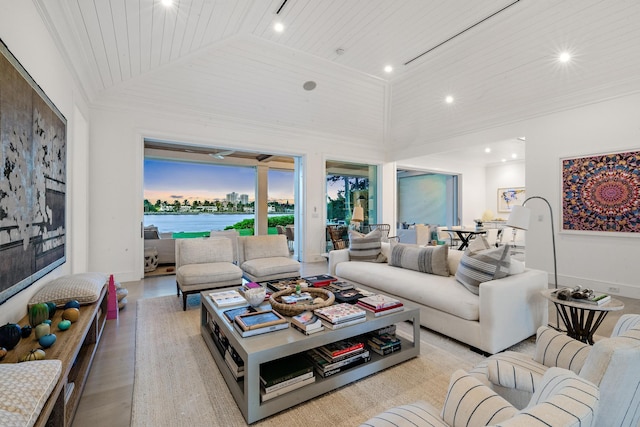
[470,314,640,427]
[360,367,599,427]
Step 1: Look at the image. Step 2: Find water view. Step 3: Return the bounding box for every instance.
[144,213,289,233]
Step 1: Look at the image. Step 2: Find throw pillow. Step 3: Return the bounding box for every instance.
[389,244,449,277]
[455,240,511,295]
[441,369,517,426]
[28,272,108,308]
[348,229,387,263]
[508,257,525,275]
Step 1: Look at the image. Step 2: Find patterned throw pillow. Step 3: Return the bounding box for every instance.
[389,243,449,277]
[348,229,387,263]
[455,237,511,295]
[28,272,108,307]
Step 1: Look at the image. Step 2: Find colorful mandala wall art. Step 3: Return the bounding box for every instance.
[562,150,640,233]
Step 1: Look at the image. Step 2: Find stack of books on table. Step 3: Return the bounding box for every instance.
[209,289,248,308]
[307,339,370,377]
[224,345,245,380]
[333,288,365,304]
[290,310,324,335]
[207,315,229,357]
[580,293,611,305]
[366,333,401,356]
[208,314,245,380]
[302,274,338,287]
[327,280,355,293]
[356,294,404,316]
[259,354,315,402]
[313,303,367,329]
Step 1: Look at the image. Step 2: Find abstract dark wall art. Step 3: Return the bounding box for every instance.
[562,150,640,234]
[0,39,67,304]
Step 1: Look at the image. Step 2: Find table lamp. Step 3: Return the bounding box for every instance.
[351,206,364,232]
[507,196,559,328]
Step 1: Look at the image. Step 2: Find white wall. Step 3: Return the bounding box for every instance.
[485,161,526,216]
[395,157,486,228]
[523,93,640,298]
[0,1,89,324]
[409,94,640,298]
[88,106,387,281]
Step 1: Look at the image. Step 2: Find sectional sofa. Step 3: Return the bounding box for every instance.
[328,242,548,354]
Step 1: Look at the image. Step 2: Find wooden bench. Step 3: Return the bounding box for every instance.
[0,285,108,426]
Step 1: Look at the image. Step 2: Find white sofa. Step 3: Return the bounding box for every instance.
[328,243,548,354]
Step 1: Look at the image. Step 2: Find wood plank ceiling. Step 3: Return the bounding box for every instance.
[36,0,640,157]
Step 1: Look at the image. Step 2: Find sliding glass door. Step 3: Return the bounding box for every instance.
[326,160,378,229]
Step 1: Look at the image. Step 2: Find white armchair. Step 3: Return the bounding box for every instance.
[360,367,599,427]
[175,237,243,310]
[470,314,640,427]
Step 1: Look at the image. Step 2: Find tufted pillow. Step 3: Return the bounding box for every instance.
[455,237,510,295]
[28,272,108,308]
[441,369,517,426]
[348,229,386,263]
[0,360,62,427]
[390,243,449,277]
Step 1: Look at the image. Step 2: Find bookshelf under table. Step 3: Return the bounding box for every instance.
[200,291,420,424]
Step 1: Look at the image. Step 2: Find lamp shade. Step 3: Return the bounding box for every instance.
[351,206,364,222]
[507,205,530,230]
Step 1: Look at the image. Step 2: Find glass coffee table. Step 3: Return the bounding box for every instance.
[541,288,624,344]
[200,291,420,423]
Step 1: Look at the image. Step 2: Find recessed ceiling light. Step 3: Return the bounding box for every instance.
[501,158,507,162]
[445,95,454,104]
[274,22,284,33]
[384,65,393,73]
[512,153,518,159]
[161,0,172,6]
[517,136,526,141]
[484,148,491,153]
[559,51,571,63]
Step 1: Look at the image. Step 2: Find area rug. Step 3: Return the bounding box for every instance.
[131,295,534,426]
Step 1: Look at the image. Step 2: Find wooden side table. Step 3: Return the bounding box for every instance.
[541,289,624,344]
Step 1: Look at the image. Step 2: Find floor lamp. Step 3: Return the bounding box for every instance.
[507,196,560,329]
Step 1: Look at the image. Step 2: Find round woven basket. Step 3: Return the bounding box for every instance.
[269,287,335,316]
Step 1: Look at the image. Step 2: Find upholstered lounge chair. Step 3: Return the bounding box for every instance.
[237,234,300,282]
[360,367,599,427]
[470,314,640,427]
[175,237,243,310]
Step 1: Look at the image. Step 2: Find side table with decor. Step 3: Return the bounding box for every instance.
[541,288,624,344]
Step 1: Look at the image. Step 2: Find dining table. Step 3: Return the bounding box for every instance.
[443,228,487,250]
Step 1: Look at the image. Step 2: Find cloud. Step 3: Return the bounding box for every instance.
[170,195,183,199]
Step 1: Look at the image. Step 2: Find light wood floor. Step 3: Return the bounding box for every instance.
[72,263,640,427]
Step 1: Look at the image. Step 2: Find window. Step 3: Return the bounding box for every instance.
[326,161,378,227]
[397,170,459,227]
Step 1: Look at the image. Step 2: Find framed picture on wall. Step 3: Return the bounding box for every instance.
[497,187,526,212]
[561,149,640,235]
[0,38,67,304]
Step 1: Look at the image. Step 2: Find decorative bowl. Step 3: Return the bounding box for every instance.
[244,287,266,307]
[269,287,335,316]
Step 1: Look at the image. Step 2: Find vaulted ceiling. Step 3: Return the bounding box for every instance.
[36,0,640,159]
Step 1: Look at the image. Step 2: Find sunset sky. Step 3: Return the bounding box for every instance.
[144,159,295,204]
